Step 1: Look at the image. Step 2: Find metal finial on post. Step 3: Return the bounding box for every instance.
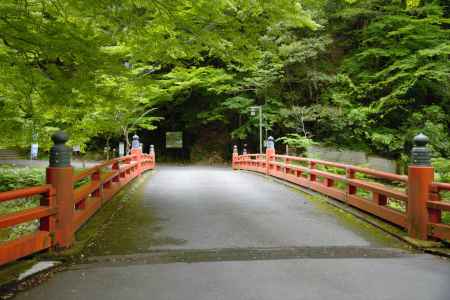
[132,134,140,149]
[150,144,155,154]
[243,145,247,155]
[267,136,275,150]
[49,131,71,167]
[411,133,431,166]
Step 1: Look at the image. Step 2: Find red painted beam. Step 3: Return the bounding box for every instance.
[0,185,52,203]
[0,231,52,266]
[0,207,57,228]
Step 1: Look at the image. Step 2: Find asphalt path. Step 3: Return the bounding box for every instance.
[16,165,450,300]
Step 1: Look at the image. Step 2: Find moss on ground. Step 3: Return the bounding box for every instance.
[301,192,412,249]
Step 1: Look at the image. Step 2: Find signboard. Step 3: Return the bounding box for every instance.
[119,142,125,156]
[30,144,38,160]
[166,132,183,149]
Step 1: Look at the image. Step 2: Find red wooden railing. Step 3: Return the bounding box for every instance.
[0,151,155,266]
[0,185,56,266]
[429,182,450,240]
[233,152,449,242]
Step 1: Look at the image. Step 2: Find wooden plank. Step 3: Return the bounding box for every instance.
[349,166,407,182]
[73,197,103,232]
[349,179,407,202]
[73,167,100,183]
[101,171,119,183]
[74,182,101,204]
[427,201,450,212]
[0,185,51,203]
[431,182,450,191]
[347,195,407,228]
[428,223,450,241]
[309,181,346,201]
[0,231,52,266]
[0,207,56,228]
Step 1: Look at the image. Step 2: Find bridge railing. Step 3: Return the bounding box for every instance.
[233,134,449,242]
[0,185,56,266]
[429,182,450,240]
[0,132,156,266]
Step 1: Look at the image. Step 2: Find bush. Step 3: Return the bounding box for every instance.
[0,166,45,241]
[0,166,45,192]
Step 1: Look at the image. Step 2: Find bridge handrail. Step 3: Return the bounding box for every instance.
[0,185,56,266]
[234,152,449,242]
[427,182,450,241]
[0,147,156,266]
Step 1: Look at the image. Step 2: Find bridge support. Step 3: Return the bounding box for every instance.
[46,131,75,248]
[407,134,433,240]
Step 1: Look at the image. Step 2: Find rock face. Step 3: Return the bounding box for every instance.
[306,145,397,173]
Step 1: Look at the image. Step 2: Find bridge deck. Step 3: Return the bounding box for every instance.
[16,166,450,300]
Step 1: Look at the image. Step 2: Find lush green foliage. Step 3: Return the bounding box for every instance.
[0,0,448,168]
[0,0,316,151]
[277,134,316,155]
[0,166,44,192]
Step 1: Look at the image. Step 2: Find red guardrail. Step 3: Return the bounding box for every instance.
[0,185,55,266]
[428,182,450,241]
[0,151,155,266]
[233,152,449,242]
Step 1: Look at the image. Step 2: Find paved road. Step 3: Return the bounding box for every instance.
[16,166,450,300]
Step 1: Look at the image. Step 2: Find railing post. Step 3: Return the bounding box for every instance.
[46,131,74,248]
[407,133,434,240]
[232,145,239,170]
[91,168,102,203]
[346,168,356,194]
[150,144,155,169]
[131,134,142,176]
[309,161,317,182]
[243,146,247,168]
[112,160,120,182]
[266,136,275,175]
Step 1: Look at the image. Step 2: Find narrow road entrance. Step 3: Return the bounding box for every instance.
[17,166,450,300]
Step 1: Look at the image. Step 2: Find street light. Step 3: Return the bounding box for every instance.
[250,106,263,154]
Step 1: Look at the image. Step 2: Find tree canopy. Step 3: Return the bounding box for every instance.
[0,0,448,164]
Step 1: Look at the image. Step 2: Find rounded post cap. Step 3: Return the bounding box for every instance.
[268,136,274,142]
[51,131,69,145]
[133,134,139,140]
[413,133,429,147]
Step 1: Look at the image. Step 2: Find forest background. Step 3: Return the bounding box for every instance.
[0,0,448,174]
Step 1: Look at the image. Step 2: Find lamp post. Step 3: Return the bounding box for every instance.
[250,106,263,154]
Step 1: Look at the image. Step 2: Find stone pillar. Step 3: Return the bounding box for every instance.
[407,133,434,240]
[46,131,74,248]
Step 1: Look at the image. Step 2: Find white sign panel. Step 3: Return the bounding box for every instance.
[119,142,125,157]
[30,143,38,159]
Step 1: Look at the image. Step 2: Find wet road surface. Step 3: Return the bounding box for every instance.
[16,166,450,300]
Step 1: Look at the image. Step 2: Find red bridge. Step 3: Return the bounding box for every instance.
[0,132,449,300]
